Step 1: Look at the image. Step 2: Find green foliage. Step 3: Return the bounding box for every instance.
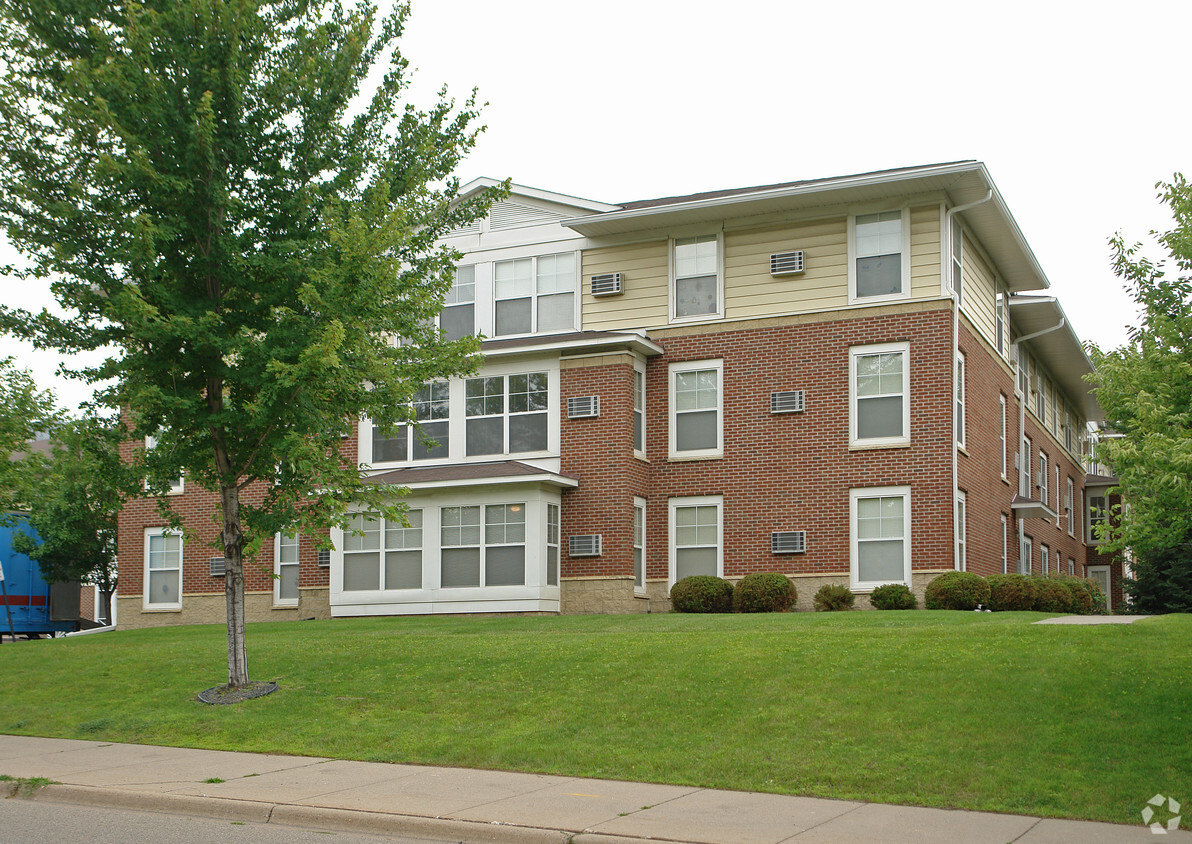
[0,359,57,513]
[1088,175,1192,607]
[669,576,734,613]
[924,572,990,611]
[813,583,855,612]
[732,573,796,613]
[868,583,917,610]
[1031,578,1077,614]
[985,574,1037,612]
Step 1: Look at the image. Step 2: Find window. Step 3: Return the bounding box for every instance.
[1021,534,1033,575]
[995,293,1005,355]
[1041,544,1050,575]
[951,218,963,306]
[1000,394,1008,480]
[1066,477,1075,536]
[955,353,966,448]
[144,433,184,495]
[372,382,450,463]
[669,360,722,459]
[441,266,476,341]
[1035,374,1046,419]
[633,367,646,456]
[852,210,905,300]
[275,532,300,606]
[1064,409,1074,454]
[850,486,911,589]
[672,235,721,319]
[1020,437,1031,497]
[441,504,526,587]
[1068,557,1075,576]
[956,491,967,572]
[669,496,722,585]
[633,498,646,593]
[466,372,548,456]
[1039,452,1048,505]
[1017,349,1030,396]
[1001,514,1009,574]
[850,343,910,446]
[144,528,182,609]
[546,503,559,587]
[1088,494,1107,542]
[494,252,576,336]
[342,511,423,591]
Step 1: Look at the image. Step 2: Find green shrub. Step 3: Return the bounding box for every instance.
[868,583,917,610]
[986,573,1036,612]
[813,583,855,612]
[670,576,734,613]
[733,573,796,613]
[1057,577,1094,613]
[1080,577,1109,614]
[1032,577,1076,613]
[924,571,990,610]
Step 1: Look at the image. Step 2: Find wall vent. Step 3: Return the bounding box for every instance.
[770,390,805,414]
[567,396,600,419]
[770,250,805,276]
[317,550,331,568]
[591,273,623,296]
[209,557,226,577]
[568,535,603,557]
[771,531,807,554]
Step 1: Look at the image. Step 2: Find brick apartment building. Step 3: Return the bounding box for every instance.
[116,161,1122,627]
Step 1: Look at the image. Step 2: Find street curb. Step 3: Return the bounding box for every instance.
[270,804,571,843]
[29,784,274,823]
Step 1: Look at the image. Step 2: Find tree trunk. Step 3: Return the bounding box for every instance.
[220,482,250,687]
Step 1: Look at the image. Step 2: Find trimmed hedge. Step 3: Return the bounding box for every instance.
[986,573,1037,612]
[1032,577,1076,613]
[733,573,796,613]
[813,583,855,612]
[925,571,990,610]
[670,576,734,613]
[868,583,917,610]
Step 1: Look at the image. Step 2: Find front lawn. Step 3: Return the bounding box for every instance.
[1,611,1188,826]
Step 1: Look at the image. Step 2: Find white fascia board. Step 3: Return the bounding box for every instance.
[369,472,580,492]
[484,333,665,359]
[457,177,620,213]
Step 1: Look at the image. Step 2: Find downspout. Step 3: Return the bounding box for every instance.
[945,191,992,571]
[1011,312,1066,573]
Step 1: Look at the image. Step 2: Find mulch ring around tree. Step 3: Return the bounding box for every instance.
[197,680,278,705]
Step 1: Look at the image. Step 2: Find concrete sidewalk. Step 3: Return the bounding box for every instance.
[0,736,1183,843]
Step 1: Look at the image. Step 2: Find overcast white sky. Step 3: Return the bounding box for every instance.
[3,0,1189,412]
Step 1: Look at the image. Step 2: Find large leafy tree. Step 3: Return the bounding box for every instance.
[1089,175,1192,612]
[0,0,500,685]
[0,358,57,514]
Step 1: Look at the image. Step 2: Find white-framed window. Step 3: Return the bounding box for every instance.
[995,292,1005,356]
[1066,476,1075,536]
[1020,437,1032,497]
[850,209,909,302]
[633,366,646,457]
[850,486,911,590]
[1064,409,1075,454]
[440,265,476,341]
[633,497,647,594]
[274,532,300,606]
[546,503,559,587]
[1039,452,1049,505]
[669,359,723,459]
[956,491,967,572]
[1035,374,1046,420]
[440,504,526,588]
[850,342,910,447]
[669,496,722,586]
[1000,394,1008,480]
[955,352,966,448]
[144,528,182,609]
[342,511,423,591]
[1056,465,1062,527]
[671,234,723,321]
[1088,494,1107,543]
[466,372,549,456]
[372,382,450,463]
[1017,349,1030,397]
[143,433,184,495]
[1001,514,1009,574]
[493,252,577,336]
[951,218,963,306]
[1041,544,1050,575]
[1068,557,1075,576]
[1021,534,1033,575]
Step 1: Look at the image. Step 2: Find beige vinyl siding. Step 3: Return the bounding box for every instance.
[582,240,669,330]
[909,205,941,299]
[960,231,998,346]
[724,217,848,319]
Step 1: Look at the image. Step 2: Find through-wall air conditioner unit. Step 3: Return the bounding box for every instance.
[771,531,807,554]
[210,557,226,577]
[591,273,623,296]
[569,535,603,557]
[770,390,806,414]
[567,396,600,419]
[770,251,805,276]
[317,550,331,568]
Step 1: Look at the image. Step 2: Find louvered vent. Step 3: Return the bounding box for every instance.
[489,201,567,230]
[317,550,331,568]
[770,250,805,276]
[591,273,623,296]
[209,557,226,577]
[568,535,602,557]
[770,390,805,414]
[771,531,807,554]
[567,396,600,419]
[442,220,481,238]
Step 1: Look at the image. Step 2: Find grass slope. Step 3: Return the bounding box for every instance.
[2,612,1188,826]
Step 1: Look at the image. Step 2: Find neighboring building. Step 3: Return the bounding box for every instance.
[115,161,1114,626]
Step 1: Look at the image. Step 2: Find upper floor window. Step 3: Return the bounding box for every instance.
[466,372,548,456]
[633,367,646,456]
[440,266,476,341]
[995,293,1005,355]
[672,235,722,320]
[372,382,450,463]
[494,252,576,336]
[850,342,910,447]
[1088,494,1107,542]
[955,353,966,448]
[669,360,723,459]
[1038,452,1049,505]
[999,393,1008,480]
[852,210,905,300]
[1066,477,1075,537]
